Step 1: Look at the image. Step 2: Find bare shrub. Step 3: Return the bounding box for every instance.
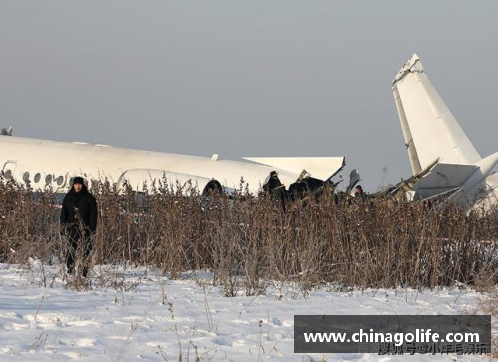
[0,177,497,295]
[473,268,498,358]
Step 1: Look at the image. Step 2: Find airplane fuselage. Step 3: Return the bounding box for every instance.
[0,136,301,194]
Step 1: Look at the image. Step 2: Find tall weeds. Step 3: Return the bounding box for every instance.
[0,178,497,294]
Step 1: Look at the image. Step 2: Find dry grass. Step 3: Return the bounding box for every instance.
[474,272,498,358]
[0,177,497,295]
[479,289,498,358]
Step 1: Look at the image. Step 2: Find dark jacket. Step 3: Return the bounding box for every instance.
[60,186,98,233]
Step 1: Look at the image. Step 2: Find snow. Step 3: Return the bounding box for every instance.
[0,262,488,361]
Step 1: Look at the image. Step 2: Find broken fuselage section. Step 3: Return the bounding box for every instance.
[0,131,346,200]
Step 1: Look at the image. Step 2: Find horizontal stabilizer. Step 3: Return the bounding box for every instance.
[418,187,464,204]
[413,163,477,199]
[242,157,345,181]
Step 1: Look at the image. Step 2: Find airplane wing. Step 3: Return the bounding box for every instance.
[242,157,345,181]
[392,54,481,174]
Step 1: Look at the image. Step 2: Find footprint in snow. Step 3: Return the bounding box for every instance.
[59,338,96,347]
[212,336,233,346]
[270,317,282,326]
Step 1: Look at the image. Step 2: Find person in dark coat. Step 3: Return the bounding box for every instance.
[60,177,98,277]
[263,171,287,212]
[354,185,366,201]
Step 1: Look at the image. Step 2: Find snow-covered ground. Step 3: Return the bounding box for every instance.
[0,262,489,361]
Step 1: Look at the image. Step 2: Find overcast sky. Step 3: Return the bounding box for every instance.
[0,1,497,191]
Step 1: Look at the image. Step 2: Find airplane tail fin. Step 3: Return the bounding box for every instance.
[1,127,12,136]
[346,169,360,194]
[392,54,481,174]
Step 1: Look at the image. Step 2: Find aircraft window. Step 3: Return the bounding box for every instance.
[45,175,53,184]
[69,177,74,185]
[34,173,41,183]
[56,176,64,186]
[3,170,12,179]
[22,172,30,182]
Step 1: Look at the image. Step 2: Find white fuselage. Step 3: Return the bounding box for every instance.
[0,136,302,194]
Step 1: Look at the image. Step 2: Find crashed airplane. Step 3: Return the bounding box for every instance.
[0,54,496,211]
[392,54,498,210]
[0,126,345,196]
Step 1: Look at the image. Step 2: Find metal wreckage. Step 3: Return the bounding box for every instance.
[262,54,498,211]
[0,54,497,212]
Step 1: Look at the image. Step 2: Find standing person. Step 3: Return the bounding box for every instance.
[354,185,366,200]
[264,171,287,212]
[60,177,98,277]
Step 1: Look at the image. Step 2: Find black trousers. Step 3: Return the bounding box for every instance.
[65,227,92,277]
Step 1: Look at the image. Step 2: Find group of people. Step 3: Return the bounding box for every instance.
[59,175,365,278]
[265,170,367,208]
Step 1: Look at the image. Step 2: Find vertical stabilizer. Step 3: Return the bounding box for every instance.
[393,86,422,174]
[392,54,481,173]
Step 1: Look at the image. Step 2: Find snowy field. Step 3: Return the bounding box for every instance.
[0,262,491,362]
